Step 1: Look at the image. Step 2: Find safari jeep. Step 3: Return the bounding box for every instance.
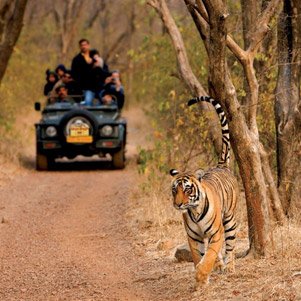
[34,100,127,170]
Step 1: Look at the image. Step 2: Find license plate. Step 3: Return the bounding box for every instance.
[67,135,93,143]
[67,125,92,143]
[70,127,89,137]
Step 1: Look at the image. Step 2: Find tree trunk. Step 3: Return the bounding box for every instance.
[148,0,286,256]
[126,1,137,109]
[202,0,274,256]
[275,0,301,217]
[0,0,28,85]
[239,0,286,224]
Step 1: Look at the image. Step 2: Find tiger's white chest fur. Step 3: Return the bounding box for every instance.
[182,201,216,238]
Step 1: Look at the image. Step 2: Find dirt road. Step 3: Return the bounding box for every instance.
[0,166,143,300]
[0,108,170,301]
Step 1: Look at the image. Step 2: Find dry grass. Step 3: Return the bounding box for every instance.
[130,172,301,301]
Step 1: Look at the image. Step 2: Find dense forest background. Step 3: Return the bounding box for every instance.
[0,0,300,260]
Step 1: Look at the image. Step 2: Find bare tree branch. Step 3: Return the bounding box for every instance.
[85,0,102,29]
[52,0,85,60]
[148,0,206,96]
[185,0,247,65]
[147,0,223,160]
[104,31,128,62]
[184,0,209,48]
[0,0,28,85]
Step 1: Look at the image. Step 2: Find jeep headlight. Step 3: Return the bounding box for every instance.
[100,125,113,137]
[45,126,57,137]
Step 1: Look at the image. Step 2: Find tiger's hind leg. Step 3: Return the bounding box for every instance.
[223,215,237,272]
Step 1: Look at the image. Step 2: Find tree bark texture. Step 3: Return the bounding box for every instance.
[0,0,28,85]
[275,0,301,217]
[201,0,274,257]
[239,0,285,224]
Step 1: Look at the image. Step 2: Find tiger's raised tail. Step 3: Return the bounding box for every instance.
[188,96,230,167]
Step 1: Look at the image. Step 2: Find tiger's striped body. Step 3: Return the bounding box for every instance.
[170,96,238,286]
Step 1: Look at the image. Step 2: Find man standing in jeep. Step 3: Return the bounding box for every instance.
[71,38,95,106]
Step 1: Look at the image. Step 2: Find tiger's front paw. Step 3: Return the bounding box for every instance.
[195,270,209,289]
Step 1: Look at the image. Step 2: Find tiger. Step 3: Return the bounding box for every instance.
[170,96,239,287]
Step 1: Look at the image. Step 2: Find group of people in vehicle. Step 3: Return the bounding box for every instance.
[44,38,125,109]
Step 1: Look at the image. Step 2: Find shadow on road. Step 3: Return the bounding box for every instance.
[20,155,125,172]
[52,159,115,171]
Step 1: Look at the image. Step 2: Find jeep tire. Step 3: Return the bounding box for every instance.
[36,152,55,171]
[112,145,125,169]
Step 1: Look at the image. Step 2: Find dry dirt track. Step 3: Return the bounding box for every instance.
[0,108,175,301]
[0,165,147,300]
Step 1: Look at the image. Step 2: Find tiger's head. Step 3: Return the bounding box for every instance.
[170,169,205,211]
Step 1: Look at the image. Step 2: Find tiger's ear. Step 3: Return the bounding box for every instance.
[195,169,205,181]
[170,169,179,176]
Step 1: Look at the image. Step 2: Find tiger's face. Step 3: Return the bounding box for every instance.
[170,169,202,210]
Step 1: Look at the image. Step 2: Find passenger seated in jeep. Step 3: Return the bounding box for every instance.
[49,84,75,104]
[51,70,80,96]
[61,70,82,100]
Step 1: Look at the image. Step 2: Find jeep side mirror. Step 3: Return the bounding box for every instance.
[34,102,41,111]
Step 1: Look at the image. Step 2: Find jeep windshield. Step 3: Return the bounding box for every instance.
[43,102,119,113]
[41,102,120,122]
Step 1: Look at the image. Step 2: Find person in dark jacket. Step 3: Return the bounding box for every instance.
[43,69,59,96]
[71,38,95,105]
